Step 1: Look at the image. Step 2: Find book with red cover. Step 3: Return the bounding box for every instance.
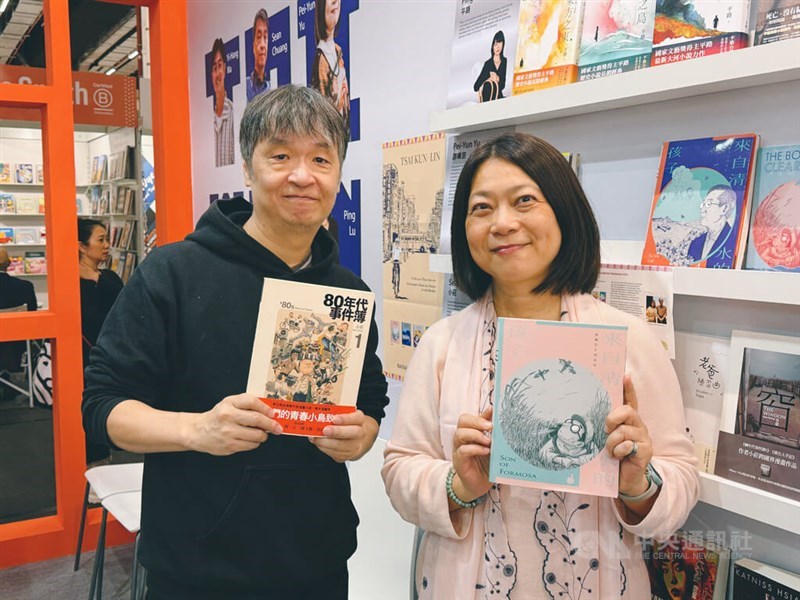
[644,532,730,600]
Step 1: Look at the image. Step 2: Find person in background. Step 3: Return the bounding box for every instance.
[78,218,123,464]
[211,37,235,167]
[82,85,388,600]
[0,248,37,385]
[382,133,698,599]
[0,248,36,312]
[312,0,350,132]
[246,8,270,103]
[474,30,507,102]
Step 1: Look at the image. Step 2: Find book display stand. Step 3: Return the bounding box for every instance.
[431,39,800,538]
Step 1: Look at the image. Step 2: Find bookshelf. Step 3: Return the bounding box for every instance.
[1,125,145,306]
[698,472,800,536]
[426,39,800,539]
[430,39,800,134]
[436,244,800,306]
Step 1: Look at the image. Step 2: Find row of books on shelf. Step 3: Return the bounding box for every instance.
[6,251,46,276]
[443,130,798,273]
[0,226,45,245]
[0,193,44,215]
[0,162,43,185]
[641,136,798,273]
[90,146,136,183]
[447,0,799,105]
[108,250,137,284]
[643,531,799,600]
[1,222,135,248]
[77,185,137,216]
[676,328,800,504]
[108,221,137,251]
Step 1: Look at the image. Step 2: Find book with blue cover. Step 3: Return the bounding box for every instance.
[578,0,656,81]
[744,144,800,272]
[642,134,759,269]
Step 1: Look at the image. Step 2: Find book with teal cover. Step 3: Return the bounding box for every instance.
[578,0,656,81]
[744,144,800,272]
[489,318,626,497]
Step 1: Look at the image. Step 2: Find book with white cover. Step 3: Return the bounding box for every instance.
[247,279,374,437]
[673,332,729,473]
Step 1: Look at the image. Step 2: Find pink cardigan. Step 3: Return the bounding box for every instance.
[382,294,699,599]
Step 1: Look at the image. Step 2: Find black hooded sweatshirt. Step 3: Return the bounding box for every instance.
[83,198,389,597]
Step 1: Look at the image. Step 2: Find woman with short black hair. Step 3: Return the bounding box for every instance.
[383,133,698,599]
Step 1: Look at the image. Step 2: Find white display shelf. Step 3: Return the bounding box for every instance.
[1,243,45,248]
[10,273,46,278]
[90,178,137,187]
[0,213,44,217]
[673,268,800,306]
[78,213,137,220]
[430,39,800,133]
[698,472,800,535]
[442,245,800,306]
[0,183,43,189]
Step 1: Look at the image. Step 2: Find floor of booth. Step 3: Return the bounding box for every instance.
[0,543,136,599]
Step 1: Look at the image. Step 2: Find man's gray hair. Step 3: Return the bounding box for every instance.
[254,8,268,30]
[706,184,737,213]
[240,85,348,173]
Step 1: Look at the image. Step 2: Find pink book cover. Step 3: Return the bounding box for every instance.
[490,318,627,497]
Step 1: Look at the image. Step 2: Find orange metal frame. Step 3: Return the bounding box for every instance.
[0,0,192,567]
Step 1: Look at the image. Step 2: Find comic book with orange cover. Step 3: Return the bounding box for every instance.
[246,278,374,437]
[512,0,584,95]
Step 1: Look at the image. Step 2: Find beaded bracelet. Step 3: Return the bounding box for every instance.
[446,466,486,509]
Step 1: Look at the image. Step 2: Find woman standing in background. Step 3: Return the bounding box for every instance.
[78,218,124,465]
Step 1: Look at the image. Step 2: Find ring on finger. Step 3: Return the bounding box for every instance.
[627,440,638,458]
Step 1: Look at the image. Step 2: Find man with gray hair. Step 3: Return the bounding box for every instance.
[83,85,388,599]
[687,184,737,266]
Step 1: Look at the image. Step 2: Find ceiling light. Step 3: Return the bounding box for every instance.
[105,67,117,75]
[0,0,9,13]
[128,50,139,60]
